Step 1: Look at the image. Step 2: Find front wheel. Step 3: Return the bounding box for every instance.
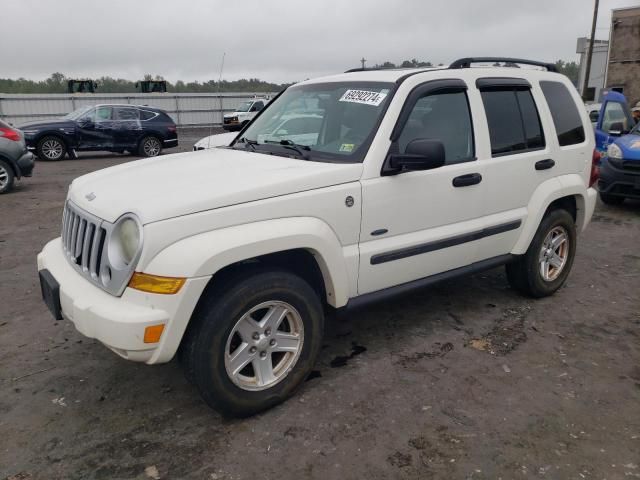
[36,136,66,161]
[506,209,576,298]
[138,136,162,157]
[180,270,324,417]
[0,160,15,194]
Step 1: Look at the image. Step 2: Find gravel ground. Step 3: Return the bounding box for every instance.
[1,134,639,480]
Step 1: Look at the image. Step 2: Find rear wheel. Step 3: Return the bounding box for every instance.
[36,136,66,161]
[506,209,576,298]
[0,160,15,194]
[180,270,324,417]
[138,136,162,157]
[599,192,624,205]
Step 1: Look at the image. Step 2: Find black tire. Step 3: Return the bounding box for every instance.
[506,209,576,298]
[0,160,15,194]
[599,192,624,205]
[137,136,162,157]
[36,136,66,161]
[180,269,324,417]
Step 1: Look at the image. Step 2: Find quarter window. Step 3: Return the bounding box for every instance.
[540,81,586,146]
[480,88,545,156]
[397,91,474,164]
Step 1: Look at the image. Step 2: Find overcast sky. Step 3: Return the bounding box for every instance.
[2,0,637,84]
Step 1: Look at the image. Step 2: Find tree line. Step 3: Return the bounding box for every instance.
[0,60,579,94]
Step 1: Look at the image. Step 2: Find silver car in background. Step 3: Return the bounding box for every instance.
[0,119,35,193]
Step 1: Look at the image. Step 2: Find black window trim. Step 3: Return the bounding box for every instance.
[480,85,546,158]
[382,78,476,175]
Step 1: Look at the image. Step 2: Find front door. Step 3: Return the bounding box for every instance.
[77,106,115,150]
[358,81,486,295]
[595,91,632,154]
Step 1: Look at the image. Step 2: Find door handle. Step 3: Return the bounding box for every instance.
[535,159,555,170]
[452,173,482,187]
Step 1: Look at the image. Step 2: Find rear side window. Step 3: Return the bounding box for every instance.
[480,88,545,156]
[114,107,139,121]
[139,110,158,121]
[540,81,585,146]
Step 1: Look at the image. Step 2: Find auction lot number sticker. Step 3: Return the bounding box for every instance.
[339,89,388,106]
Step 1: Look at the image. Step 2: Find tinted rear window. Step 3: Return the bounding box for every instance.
[540,81,585,146]
[480,88,545,156]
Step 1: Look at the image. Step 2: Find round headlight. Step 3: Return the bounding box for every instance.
[607,143,623,160]
[117,217,141,265]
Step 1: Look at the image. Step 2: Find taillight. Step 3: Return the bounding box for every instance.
[0,127,20,142]
[167,125,176,132]
[590,149,601,188]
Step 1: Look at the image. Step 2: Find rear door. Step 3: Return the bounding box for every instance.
[113,106,142,148]
[472,78,555,261]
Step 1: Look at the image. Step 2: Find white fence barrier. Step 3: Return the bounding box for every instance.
[0,92,277,126]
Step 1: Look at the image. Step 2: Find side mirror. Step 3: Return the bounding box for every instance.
[78,117,94,128]
[384,139,445,175]
[608,121,624,136]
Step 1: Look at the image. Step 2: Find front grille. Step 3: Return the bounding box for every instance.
[61,202,107,281]
[622,161,640,173]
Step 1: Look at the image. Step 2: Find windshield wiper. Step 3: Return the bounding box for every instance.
[264,139,311,160]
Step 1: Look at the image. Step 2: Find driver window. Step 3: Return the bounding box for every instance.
[252,101,264,112]
[89,106,112,122]
[397,91,474,165]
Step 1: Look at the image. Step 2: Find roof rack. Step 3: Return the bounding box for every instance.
[449,57,557,72]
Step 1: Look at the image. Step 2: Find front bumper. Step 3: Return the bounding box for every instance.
[17,151,35,177]
[598,159,640,199]
[37,238,210,364]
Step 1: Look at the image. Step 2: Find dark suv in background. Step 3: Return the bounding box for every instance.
[19,104,178,160]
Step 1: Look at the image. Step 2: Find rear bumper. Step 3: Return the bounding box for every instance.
[598,160,640,199]
[37,238,210,364]
[17,151,35,177]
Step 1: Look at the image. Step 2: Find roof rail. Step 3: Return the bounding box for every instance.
[449,57,557,72]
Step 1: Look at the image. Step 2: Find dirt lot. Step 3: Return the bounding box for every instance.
[1,131,639,480]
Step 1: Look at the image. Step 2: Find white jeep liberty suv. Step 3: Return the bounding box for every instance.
[38,58,599,417]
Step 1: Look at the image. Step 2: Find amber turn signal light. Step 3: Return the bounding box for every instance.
[144,324,165,343]
[128,272,186,295]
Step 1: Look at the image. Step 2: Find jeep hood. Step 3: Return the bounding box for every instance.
[68,148,363,224]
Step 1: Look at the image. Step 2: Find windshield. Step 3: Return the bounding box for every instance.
[63,105,93,120]
[235,101,254,112]
[234,81,394,163]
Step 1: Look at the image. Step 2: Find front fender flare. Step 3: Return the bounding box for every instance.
[143,217,352,308]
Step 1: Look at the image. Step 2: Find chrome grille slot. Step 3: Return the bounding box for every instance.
[60,201,125,294]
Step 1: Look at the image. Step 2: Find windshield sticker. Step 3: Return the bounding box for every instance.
[339,143,355,152]
[339,90,388,106]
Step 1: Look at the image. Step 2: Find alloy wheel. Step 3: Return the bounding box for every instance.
[224,301,304,391]
[42,139,63,159]
[539,226,569,282]
[143,138,161,156]
[0,164,8,190]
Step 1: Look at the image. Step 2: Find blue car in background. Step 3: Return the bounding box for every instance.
[594,90,640,205]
